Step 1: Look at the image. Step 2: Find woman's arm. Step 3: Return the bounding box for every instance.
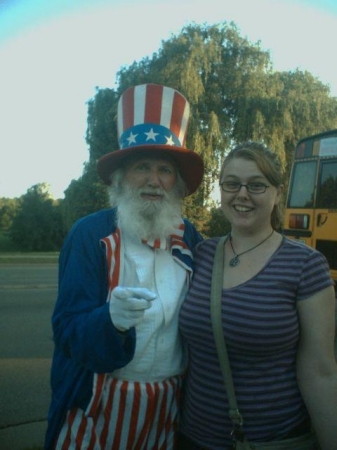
[297,285,337,450]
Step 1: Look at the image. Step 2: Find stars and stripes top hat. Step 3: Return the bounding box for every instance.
[97,83,204,196]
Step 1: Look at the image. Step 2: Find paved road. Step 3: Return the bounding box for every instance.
[0,264,58,450]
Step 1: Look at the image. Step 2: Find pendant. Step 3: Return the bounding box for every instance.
[229,255,240,267]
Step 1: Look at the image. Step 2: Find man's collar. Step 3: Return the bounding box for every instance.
[141,220,185,250]
[141,236,168,250]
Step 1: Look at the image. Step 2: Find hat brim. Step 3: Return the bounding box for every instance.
[97,145,204,196]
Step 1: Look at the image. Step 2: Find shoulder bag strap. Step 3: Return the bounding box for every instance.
[210,235,244,430]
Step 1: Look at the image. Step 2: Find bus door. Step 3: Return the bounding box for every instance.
[313,158,337,281]
[284,131,337,282]
[284,159,316,248]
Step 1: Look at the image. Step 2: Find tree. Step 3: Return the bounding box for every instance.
[85,88,119,164]
[62,164,109,232]
[9,183,65,251]
[60,88,119,231]
[205,206,231,237]
[233,68,337,182]
[0,197,20,231]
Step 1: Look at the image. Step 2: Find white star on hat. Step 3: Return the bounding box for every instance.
[165,135,175,146]
[126,132,138,145]
[145,128,159,142]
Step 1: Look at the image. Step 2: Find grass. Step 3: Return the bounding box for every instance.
[0,231,59,264]
[23,448,43,450]
[0,252,59,264]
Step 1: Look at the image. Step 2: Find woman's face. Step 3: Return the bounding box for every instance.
[220,157,282,234]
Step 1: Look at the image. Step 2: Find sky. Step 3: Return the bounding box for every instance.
[1,0,337,199]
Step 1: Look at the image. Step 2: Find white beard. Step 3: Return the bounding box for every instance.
[115,184,183,241]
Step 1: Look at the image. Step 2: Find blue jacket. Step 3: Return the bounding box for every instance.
[44,208,202,449]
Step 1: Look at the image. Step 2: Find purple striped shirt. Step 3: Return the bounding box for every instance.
[179,236,333,449]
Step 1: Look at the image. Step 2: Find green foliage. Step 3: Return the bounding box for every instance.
[85,88,119,163]
[205,207,231,237]
[60,87,120,230]
[318,175,337,208]
[0,197,21,231]
[9,183,65,251]
[0,230,20,251]
[182,193,212,237]
[62,164,109,232]
[233,68,337,181]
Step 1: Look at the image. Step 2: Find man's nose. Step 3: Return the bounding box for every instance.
[147,170,161,186]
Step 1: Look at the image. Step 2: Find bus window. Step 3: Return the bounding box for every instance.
[288,161,316,208]
[317,161,337,208]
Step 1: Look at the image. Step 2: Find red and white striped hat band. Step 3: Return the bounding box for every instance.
[118,84,190,150]
[96,83,204,195]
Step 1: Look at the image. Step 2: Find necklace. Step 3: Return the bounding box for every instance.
[228,230,274,267]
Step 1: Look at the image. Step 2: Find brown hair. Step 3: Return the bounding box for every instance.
[220,141,285,230]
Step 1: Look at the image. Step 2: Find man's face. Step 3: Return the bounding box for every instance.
[115,156,183,240]
[123,157,177,201]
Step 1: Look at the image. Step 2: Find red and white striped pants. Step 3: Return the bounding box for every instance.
[55,375,182,450]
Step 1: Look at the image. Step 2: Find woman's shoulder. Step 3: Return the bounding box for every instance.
[196,236,223,250]
[279,236,331,274]
[194,236,227,260]
[282,236,310,250]
[281,236,325,258]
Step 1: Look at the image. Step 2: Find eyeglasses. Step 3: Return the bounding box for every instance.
[220,181,270,194]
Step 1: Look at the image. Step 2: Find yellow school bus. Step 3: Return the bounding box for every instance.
[283,129,337,283]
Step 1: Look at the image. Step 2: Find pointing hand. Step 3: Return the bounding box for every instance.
[109,286,156,332]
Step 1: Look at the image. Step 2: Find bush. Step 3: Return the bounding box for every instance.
[0,231,20,252]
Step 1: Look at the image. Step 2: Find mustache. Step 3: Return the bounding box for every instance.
[138,188,166,196]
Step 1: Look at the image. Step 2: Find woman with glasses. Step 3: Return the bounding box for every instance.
[178,141,337,449]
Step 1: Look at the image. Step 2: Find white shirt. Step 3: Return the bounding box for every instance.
[111,230,188,382]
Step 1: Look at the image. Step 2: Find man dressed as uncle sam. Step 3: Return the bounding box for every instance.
[44,83,204,450]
